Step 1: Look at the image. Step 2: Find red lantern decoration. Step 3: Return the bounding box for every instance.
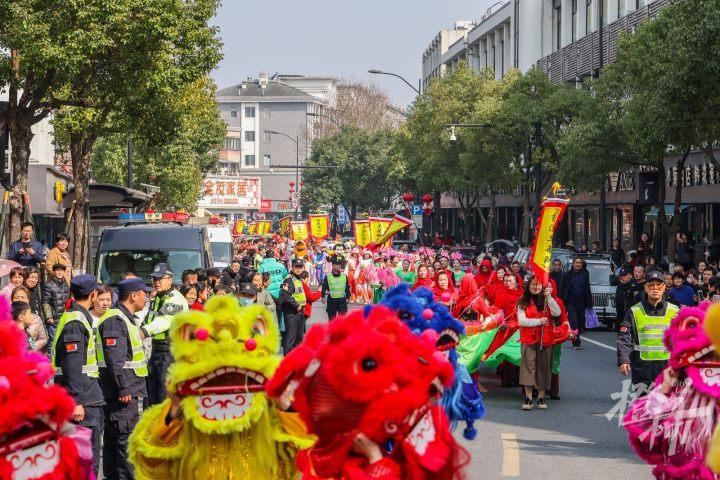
[402,193,415,203]
[424,207,432,216]
[289,181,296,187]
[289,188,295,194]
[421,193,434,204]
[300,181,305,188]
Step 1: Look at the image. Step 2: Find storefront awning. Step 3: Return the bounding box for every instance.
[644,204,690,220]
[62,183,151,211]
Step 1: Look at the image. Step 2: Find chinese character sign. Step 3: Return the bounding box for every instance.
[529,198,569,286]
[369,217,392,246]
[353,220,371,247]
[198,176,261,209]
[278,216,292,236]
[291,221,309,242]
[231,219,246,236]
[308,213,330,241]
[366,214,412,250]
[256,220,272,235]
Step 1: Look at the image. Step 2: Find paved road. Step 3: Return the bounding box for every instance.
[308,305,652,480]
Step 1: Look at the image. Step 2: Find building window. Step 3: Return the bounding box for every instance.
[602,0,608,26]
[618,0,625,17]
[230,110,237,118]
[263,108,271,119]
[572,0,578,41]
[586,0,592,34]
[244,155,256,167]
[245,131,255,142]
[636,0,645,8]
[223,137,241,151]
[244,107,256,118]
[263,154,271,167]
[499,40,504,75]
[553,0,562,51]
[263,131,271,143]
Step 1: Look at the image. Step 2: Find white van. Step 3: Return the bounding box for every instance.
[206,225,234,269]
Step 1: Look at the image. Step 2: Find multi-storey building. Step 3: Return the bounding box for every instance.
[214,73,335,219]
[422,0,719,257]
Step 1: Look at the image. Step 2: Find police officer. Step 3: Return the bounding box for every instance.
[97,277,151,480]
[52,274,104,477]
[321,255,350,320]
[141,263,188,406]
[617,269,680,391]
[279,259,306,353]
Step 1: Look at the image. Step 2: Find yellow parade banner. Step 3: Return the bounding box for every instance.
[231,219,246,236]
[248,222,258,235]
[529,197,569,286]
[256,220,272,235]
[308,213,330,241]
[291,221,309,242]
[278,216,292,236]
[369,214,412,249]
[369,217,392,242]
[353,220,371,247]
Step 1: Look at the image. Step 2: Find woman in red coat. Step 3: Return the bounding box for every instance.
[432,270,457,308]
[411,265,435,291]
[517,275,561,411]
[452,273,478,318]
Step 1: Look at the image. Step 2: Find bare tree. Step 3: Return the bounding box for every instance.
[310,81,405,136]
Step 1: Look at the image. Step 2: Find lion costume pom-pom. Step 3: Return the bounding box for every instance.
[0,297,93,480]
[266,305,470,480]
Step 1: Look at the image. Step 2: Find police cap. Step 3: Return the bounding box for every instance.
[118,277,153,296]
[70,274,100,297]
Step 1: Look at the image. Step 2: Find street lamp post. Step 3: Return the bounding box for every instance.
[368,69,421,94]
[265,130,300,218]
[306,112,342,128]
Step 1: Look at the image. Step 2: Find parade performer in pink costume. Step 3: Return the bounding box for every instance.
[624,302,720,480]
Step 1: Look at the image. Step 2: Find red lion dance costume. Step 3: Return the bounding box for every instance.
[266,305,470,480]
[0,300,94,480]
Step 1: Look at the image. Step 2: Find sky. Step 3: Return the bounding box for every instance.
[211,0,496,108]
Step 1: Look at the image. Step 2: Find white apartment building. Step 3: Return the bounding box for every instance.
[423,0,665,84]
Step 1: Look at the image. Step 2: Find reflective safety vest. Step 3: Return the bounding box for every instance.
[288,276,306,307]
[632,303,679,361]
[327,274,348,299]
[96,308,148,377]
[51,310,99,378]
[145,289,186,341]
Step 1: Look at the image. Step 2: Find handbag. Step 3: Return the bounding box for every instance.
[585,308,600,329]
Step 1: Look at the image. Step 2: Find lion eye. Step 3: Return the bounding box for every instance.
[398,311,411,320]
[681,317,699,330]
[252,315,268,336]
[361,358,377,371]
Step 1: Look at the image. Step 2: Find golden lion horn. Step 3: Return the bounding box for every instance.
[551,182,562,196]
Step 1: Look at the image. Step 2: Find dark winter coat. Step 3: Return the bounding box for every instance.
[42,276,71,322]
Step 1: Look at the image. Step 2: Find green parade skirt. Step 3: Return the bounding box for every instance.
[372,284,384,304]
[552,343,562,375]
[484,330,522,370]
[457,328,499,374]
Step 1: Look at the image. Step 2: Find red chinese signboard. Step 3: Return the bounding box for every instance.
[198,176,261,209]
[259,198,272,213]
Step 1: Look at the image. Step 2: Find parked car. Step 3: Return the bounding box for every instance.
[485,239,517,256]
[206,225,234,269]
[514,247,575,271]
[443,246,479,268]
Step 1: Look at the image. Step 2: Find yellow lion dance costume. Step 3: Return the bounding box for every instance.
[129,296,313,479]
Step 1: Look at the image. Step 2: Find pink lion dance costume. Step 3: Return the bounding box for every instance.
[624,302,720,480]
[0,298,94,480]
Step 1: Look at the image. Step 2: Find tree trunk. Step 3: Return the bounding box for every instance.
[330,202,338,237]
[667,146,691,262]
[350,202,357,222]
[655,160,668,261]
[485,190,497,245]
[520,183,532,246]
[8,120,33,241]
[70,132,98,274]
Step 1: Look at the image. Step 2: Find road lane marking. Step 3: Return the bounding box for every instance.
[501,432,520,477]
[581,336,616,351]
